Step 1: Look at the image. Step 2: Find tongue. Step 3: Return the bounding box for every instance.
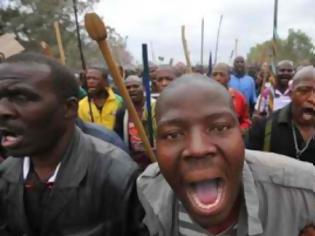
[194,180,218,204]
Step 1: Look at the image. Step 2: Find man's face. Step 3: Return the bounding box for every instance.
[212,68,229,87]
[233,57,245,75]
[291,78,315,126]
[0,63,68,157]
[86,68,107,94]
[157,84,244,228]
[125,80,144,104]
[154,69,176,93]
[276,63,294,88]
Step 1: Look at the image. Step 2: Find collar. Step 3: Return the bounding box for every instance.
[242,160,263,235]
[22,157,61,183]
[277,103,292,124]
[138,161,264,235]
[275,88,290,97]
[106,87,118,101]
[2,127,88,188]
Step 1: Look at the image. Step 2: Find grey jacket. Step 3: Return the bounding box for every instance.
[0,127,148,236]
[137,150,315,236]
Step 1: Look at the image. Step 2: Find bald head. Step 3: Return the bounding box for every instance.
[125,75,142,84]
[156,74,234,122]
[292,65,315,88]
[154,66,177,93]
[213,63,230,73]
[233,56,246,76]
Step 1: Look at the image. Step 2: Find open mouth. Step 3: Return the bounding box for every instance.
[301,107,315,120]
[0,129,23,148]
[187,178,224,214]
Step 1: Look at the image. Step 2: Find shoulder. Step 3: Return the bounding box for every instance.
[0,157,21,175]
[245,149,315,191]
[79,97,89,106]
[79,131,137,180]
[137,163,170,194]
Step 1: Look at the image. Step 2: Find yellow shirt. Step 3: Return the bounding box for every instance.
[78,88,122,129]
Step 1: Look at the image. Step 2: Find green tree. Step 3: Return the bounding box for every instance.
[0,0,134,69]
[247,29,315,65]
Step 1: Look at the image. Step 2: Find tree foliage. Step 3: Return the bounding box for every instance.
[0,0,134,69]
[247,29,315,65]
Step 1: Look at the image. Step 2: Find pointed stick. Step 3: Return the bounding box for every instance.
[181,25,192,73]
[84,13,156,162]
[53,21,66,65]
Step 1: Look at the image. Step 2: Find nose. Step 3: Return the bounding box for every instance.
[182,127,217,159]
[161,78,169,87]
[307,90,315,105]
[0,98,17,121]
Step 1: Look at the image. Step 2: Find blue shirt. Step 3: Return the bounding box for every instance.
[229,74,257,106]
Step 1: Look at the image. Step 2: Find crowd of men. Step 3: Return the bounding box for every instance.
[0,51,314,235]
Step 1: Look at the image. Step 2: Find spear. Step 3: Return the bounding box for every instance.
[214,15,223,64]
[200,18,204,66]
[84,13,156,162]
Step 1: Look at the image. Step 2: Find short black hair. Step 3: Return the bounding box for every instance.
[87,66,109,81]
[4,52,79,101]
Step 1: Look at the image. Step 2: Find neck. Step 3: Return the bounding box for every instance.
[294,122,315,141]
[134,99,145,110]
[31,125,75,180]
[91,88,108,100]
[235,72,244,77]
[277,84,288,94]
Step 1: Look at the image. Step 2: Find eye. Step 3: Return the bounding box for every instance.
[10,94,28,103]
[208,124,231,134]
[161,131,184,141]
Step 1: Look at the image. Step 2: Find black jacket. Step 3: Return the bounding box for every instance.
[0,127,148,236]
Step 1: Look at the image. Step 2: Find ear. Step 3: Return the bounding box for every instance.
[64,97,78,119]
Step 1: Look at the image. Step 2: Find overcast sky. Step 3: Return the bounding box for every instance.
[94,0,314,65]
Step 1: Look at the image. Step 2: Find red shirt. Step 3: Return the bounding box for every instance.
[229,88,251,130]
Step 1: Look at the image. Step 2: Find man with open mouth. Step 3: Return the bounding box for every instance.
[114,75,156,171]
[0,53,148,235]
[247,66,315,164]
[137,74,315,235]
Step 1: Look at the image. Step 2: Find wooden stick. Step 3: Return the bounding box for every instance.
[53,21,66,65]
[181,25,192,73]
[84,13,156,163]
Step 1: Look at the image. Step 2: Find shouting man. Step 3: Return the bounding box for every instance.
[137,74,315,235]
[0,53,147,235]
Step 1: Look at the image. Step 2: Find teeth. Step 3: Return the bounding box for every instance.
[6,136,18,141]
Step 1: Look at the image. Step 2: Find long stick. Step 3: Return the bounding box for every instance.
[271,0,279,73]
[214,15,223,65]
[53,21,66,65]
[181,25,192,73]
[84,13,156,162]
[73,0,86,70]
[200,18,204,66]
[72,0,94,122]
[142,44,154,146]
